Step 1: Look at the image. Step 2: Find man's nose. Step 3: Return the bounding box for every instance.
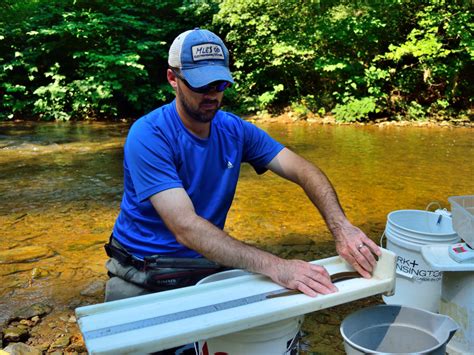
[203,86,219,97]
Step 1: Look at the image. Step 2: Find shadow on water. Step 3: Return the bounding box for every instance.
[0,121,472,353]
[0,123,127,215]
[0,121,127,146]
[0,148,124,214]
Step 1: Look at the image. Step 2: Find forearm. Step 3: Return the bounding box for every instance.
[294,160,349,240]
[150,187,338,295]
[267,149,380,278]
[269,149,348,239]
[267,148,349,239]
[172,215,338,296]
[170,214,284,279]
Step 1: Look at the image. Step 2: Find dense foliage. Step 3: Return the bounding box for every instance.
[0,0,216,120]
[214,0,473,121]
[1,0,472,122]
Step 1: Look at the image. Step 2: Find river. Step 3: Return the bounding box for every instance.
[0,120,472,353]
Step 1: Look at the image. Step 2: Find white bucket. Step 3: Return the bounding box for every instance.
[196,270,304,355]
[382,210,460,312]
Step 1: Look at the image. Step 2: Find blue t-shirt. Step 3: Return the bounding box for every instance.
[113,100,284,258]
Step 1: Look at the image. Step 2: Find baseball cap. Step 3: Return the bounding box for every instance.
[168,28,234,88]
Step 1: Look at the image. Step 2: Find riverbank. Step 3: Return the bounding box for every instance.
[245,111,473,128]
[2,108,473,128]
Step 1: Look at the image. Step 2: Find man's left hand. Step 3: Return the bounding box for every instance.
[334,221,382,278]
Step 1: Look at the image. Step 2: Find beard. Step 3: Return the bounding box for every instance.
[177,85,221,123]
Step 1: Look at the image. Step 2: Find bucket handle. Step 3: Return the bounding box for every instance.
[425,201,442,212]
[380,231,386,248]
[284,329,302,355]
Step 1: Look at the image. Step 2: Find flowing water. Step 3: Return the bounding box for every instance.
[0,121,472,353]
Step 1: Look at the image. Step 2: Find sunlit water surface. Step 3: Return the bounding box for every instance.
[0,121,472,353]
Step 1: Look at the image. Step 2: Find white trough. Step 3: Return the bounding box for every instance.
[76,248,396,354]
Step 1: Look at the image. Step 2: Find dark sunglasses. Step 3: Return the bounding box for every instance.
[172,69,231,94]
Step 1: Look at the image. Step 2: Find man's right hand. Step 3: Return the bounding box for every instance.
[269,259,338,297]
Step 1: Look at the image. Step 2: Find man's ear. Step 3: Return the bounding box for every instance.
[167,69,178,90]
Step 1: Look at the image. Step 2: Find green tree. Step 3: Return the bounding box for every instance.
[376,1,473,120]
[0,0,218,121]
[213,0,472,121]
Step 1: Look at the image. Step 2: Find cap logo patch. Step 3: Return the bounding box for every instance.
[192,44,224,61]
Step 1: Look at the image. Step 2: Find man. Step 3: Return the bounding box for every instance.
[105,28,381,303]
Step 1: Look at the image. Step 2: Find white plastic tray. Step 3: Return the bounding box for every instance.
[449,195,474,248]
[76,249,396,354]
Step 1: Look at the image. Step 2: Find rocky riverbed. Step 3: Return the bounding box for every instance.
[0,302,86,354]
[1,120,472,354]
[0,239,385,355]
[0,242,105,354]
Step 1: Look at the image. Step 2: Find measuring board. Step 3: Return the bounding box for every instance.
[76,249,396,354]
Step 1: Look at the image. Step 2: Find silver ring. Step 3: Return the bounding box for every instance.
[357,244,364,250]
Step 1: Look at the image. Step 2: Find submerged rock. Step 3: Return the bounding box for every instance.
[67,299,88,310]
[30,267,50,280]
[3,343,42,355]
[49,335,71,350]
[0,246,54,264]
[34,342,50,352]
[10,303,52,322]
[3,326,29,342]
[30,316,40,327]
[80,280,105,297]
[66,334,86,353]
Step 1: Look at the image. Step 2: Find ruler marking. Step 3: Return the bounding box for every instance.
[83,288,291,340]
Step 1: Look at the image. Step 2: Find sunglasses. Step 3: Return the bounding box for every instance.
[172,69,231,94]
